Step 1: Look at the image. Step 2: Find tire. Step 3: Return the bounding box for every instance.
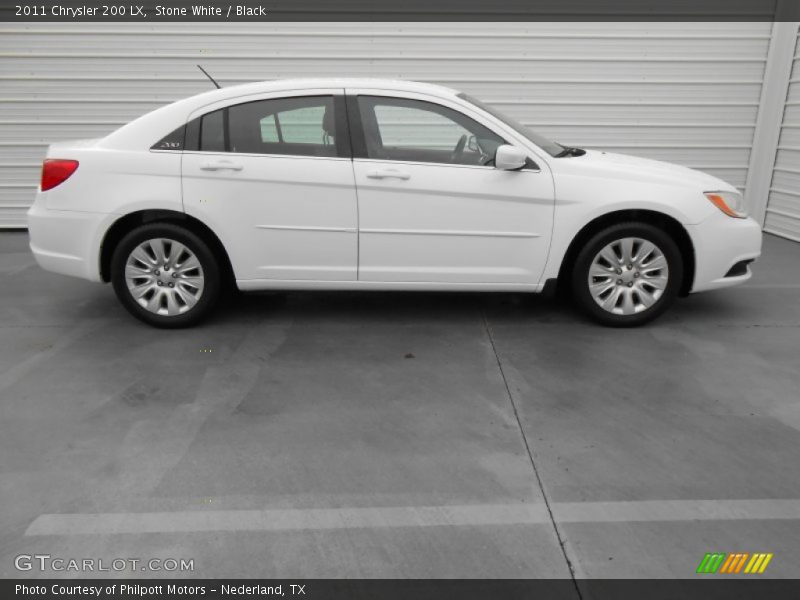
[110,222,221,328]
[571,222,683,327]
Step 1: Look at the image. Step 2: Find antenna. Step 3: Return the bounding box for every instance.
[197,65,221,89]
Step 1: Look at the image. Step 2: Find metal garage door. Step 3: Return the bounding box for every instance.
[764,25,800,242]
[0,22,773,227]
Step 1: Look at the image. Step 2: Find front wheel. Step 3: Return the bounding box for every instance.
[571,222,683,327]
[111,223,221,328]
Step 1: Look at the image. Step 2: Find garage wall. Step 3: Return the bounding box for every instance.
[764,24,800,242]
[0,22,774,227]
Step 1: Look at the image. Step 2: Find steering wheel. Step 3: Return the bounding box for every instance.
[451,134,467,163]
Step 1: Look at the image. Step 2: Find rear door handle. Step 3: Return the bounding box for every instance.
[366,169,410,180]
[200,160,243,171]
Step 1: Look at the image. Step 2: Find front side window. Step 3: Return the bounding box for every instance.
[185,95,342,157]
[356,96,505,166]
[457,92,564,157]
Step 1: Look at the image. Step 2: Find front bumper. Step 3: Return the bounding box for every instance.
[27,199,111,282]
[687,211,762,293]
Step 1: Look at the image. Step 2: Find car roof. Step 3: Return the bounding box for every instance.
[223,77,456,93]
[193,78,460,103]
[99,78,461,150]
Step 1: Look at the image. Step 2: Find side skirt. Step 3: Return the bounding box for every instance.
[236,279,544,293]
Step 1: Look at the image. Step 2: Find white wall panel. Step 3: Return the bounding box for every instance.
[764,25,800,242]
[0,22,773,227]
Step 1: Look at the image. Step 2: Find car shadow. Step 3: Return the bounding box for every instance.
[212,286,767,329]
[212,289,575,326]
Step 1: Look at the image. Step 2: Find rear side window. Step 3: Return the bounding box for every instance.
[228,96,337,157]
[181,95,346,158]
[200,109,226,152]
[258,105,329,145]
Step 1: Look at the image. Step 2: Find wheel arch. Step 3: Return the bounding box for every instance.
[99,209,235,288]
[556,209,695,296]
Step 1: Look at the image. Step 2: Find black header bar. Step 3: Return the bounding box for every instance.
[2,0,800,22]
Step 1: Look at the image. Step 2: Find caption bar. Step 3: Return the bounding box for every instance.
[15,583,306,597]
[2,0,799,22]
[14,3,268,19]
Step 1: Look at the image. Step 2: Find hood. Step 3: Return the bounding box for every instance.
[551,149,738,194]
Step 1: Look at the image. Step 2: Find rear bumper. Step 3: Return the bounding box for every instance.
[687,212,762,293]
[27,199,110,282]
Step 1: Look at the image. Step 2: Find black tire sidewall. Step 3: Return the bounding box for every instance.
[111,223,221,328]
[571,222,683,327]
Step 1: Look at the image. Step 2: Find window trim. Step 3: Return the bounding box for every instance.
[222,107,231,152]
[345,93,368,159]
[352,156,541,173]
[333,94,352,158]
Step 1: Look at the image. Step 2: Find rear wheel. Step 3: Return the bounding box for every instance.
[111,223,221,328]
[571,222,682,327]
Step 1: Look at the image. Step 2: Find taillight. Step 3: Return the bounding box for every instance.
[41,159,79,191]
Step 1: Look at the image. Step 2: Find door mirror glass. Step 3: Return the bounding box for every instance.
[494,145,528,170]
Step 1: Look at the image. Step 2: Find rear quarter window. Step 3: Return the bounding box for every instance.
[151,125,186,151]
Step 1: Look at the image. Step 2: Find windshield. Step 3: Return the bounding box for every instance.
[457,93,564,157]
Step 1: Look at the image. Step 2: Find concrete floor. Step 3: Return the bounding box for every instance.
[1,231,799,584]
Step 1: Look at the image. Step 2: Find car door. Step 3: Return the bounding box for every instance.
[347,90,555,285]
[181,90,358,283]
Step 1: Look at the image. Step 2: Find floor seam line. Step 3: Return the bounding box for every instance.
[481,308,583,599]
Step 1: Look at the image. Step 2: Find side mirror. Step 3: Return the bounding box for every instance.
[494,145,528,170]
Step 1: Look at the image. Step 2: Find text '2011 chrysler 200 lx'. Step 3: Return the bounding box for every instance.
[28,78,762,328]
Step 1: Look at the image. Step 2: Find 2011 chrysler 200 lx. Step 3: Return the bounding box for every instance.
[28,78,762,328]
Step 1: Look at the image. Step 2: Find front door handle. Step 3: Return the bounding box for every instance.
[366,169,410,180]
[200,160,243,171]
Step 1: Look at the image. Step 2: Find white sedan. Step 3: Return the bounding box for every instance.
[28,78,762,327]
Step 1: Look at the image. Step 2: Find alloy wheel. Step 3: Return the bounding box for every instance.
[124,238,205,316]
[587,237,669,315]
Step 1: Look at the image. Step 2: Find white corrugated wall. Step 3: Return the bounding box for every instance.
[764,24,800,242]
[0,22,774,227]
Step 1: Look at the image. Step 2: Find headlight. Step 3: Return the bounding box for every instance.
[705,191,747,218]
